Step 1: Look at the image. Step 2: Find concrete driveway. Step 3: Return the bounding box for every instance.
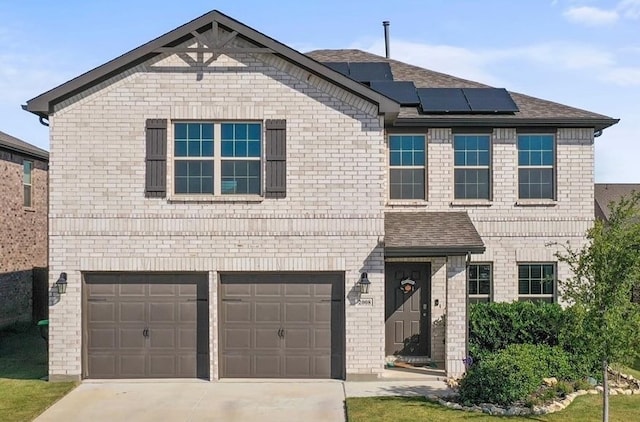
[35,379,449,422]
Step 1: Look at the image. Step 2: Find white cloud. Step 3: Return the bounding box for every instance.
[619,0,640,18]
[563,6,619,26]
[602,66,640,86]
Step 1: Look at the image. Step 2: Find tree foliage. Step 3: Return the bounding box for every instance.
[556,192,640,421]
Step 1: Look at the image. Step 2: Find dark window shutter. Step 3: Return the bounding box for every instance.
[145,118,167,198]
[264,119,286,198]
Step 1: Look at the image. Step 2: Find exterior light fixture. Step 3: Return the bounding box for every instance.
[55,272,68,295]
[358,272,371,294]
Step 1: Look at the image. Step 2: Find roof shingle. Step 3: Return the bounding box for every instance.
[0,130,49,161]
[595,183,640,221]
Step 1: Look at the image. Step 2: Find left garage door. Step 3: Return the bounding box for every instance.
[84,273,209,379]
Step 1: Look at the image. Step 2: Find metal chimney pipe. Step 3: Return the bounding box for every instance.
[383,21,390,58]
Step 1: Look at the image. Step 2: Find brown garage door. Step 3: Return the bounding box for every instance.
[84,273,209,379]
[220,273,344,379]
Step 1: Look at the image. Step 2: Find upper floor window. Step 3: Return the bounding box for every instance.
[174,122,261,195]
[23,160,32,207]
[389,135,425,200]
[518,134,554,199]
[518,263,555,303]
[454,135,490,200]
[468,263,492,304]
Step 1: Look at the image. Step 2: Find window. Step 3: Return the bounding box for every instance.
[389,135,425,200]
[23,160,32,207]
[468,263,491,304]
[518,263,555,303]
[173,122,261,195]
[518,134,554,199]
[454,135,490,199]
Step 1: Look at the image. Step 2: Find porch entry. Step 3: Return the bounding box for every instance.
[385,263,431,357]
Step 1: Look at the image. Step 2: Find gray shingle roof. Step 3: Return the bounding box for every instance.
[306,49,618,128]
[0,130,48,161]
[595,184,640,221]
[385,212,485,256]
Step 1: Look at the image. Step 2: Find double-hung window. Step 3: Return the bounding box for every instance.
[468,263,492,304]
[518,263,555,303]
[173,122,261,196]
[518,134,554,199]
[23,160,32,207]
[389,135,426,200]
[454,135,490,200]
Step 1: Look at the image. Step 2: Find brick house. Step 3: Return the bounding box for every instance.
[24,11,617,381]
[0,130,48,327]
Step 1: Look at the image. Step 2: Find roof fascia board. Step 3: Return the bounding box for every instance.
[0,144,49,161]
[26,10,399,117]
[384,246,486,257]
[392,117,620,131]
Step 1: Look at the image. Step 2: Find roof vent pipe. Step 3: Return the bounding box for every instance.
[383,21,390,58]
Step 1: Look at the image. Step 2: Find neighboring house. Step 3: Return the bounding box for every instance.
[24,10,617,382]
[0,130,48,327]
[594,183,640,302]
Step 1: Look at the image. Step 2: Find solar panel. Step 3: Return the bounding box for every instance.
[370,81,419,105]
[417,88,471,113]
[462,88,519,113]
[348,62,393,82]
[324,62,350,77]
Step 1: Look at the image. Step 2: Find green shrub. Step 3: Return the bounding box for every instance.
[469,301,564,360]
[555,380,574,397]
[459,344,576,406]
[573,379,592,391]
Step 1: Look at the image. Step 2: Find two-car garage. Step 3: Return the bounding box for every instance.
[83,272,345,380]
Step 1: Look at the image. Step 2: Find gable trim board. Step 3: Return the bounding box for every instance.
[24,11,399,119]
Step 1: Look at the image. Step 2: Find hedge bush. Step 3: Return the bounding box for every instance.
[459,344,576,406]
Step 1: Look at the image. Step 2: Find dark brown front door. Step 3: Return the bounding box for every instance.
[84,273,209,379]
[219,273,344,379]
[385,263,430,356]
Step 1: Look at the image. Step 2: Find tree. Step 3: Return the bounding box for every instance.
[556,192,640,422]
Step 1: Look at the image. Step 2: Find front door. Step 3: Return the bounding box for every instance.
[385,263,430,356]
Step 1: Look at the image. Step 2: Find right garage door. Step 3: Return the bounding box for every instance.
[219,273,344,379]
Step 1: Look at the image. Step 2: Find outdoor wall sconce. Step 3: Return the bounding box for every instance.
[358,272,371,294]
[55,272,68,295]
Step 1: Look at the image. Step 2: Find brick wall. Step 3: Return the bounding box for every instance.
[47,31,386,380]
[0,148,48,327]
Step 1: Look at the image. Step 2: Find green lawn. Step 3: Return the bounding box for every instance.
[0,323,76,422]
[347,395,640,422]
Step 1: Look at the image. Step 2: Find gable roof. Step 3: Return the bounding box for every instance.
[25,11,399,118]
[385,212,485,256]
[0,130,48,161]
[595,183,640,221]
[307,49,619,131]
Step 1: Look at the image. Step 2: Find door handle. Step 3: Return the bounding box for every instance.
[143,328,149,338]
[277,328,285,338]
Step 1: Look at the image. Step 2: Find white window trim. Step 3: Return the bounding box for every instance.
[168,121,264,202]
[23,160,33,208]
[517,262,556,302]
[468,262,492,302]
[387,133,428,202]
[453,134,492,201]
[517,133,556,201]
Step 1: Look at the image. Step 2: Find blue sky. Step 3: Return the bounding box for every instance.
[1,0,638,181]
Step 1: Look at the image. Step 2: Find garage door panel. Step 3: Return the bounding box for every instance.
[178,327,197,349]
[120,302,145,323]
[255,302,280,322]
[119,283,146,297]
[149,282,177,296]
[255,283,281,297]
[179,302,196,322]
[88,302,115,322]
[220,273,344,379]
[284,303,311,323]
[254,355,281,377]
[149,303,175,322]
[120,328,146,349]
[120,354,146,377]
[85,272,208,379]
[88,328,116,349]
[314,302,331,322]
[224,302,251,322]
[87,354,116,378]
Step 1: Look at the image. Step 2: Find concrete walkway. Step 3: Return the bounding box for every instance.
[35,379,451,422]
